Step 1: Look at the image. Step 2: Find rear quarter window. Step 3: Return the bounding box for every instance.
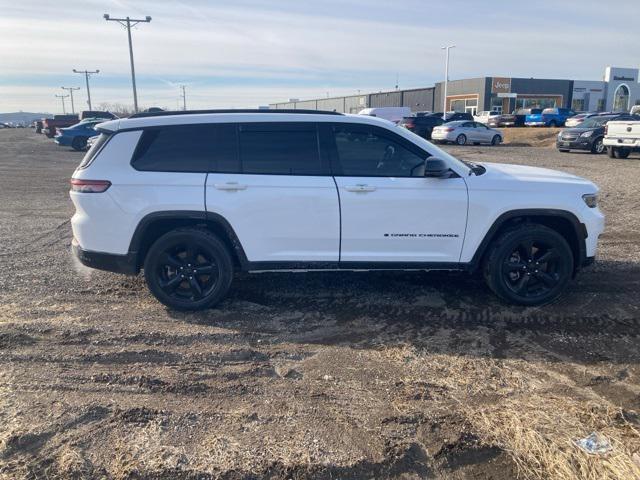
[77,132,112,169]
[132,124,236,173]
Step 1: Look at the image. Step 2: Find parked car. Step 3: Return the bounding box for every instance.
[474,111,501,124]
[431,121,503,145]
[444,112,474,122]
[513,108,542,126]
[70,109,603,308]
[0,123,6,129]
[42,115,79,137]
[34,120,44,134]
[487,113,524,128]
[565,113,598,128]
[358,107,411,124]
[603,117,640,158]
[525,108,575,127]
[80,111,118,120]
[399,115,443,139]
[557,114,637,154]
[54,119,102,150]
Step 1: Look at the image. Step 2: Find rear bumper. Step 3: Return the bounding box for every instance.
[72,239,138,275]
[54,135,72,146]
[603,138,640,148]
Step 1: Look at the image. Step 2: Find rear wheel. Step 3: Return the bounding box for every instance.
[483,224,573,306]
[591,137,605,154]
[491,135,501,146]
[143,228,234,310]
[71,136,87,151]
[456,134,467,145]
[549,120,557,127]
[558,149,570,153]
[612,147,631,159]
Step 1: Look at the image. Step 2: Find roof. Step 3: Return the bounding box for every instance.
[97,110,394,132]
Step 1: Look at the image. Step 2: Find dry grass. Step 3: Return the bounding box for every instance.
[502,127,562,147]
[380,342,640,480]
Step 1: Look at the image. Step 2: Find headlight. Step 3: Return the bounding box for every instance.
[580,131,594,138]
[582,193,598,208]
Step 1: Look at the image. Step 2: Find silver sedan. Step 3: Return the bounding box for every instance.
[431,121,503,146]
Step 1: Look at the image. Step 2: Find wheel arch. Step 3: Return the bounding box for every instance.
[470,209,587,275]
[128,211,249,272]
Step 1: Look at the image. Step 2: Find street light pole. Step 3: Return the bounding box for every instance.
[61,87,80,114]
[103,13,152,113]
[73,69,100,110]
[55,94,69,114]
[441,45,456,119]
[180,85,187,111]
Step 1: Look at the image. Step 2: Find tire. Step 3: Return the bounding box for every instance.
[590,137,605,154]
[558,149,570,153]
[613,147,631,159]
[491,135,501,146]
[607,146,616,158]
[456,134,467,145]
[548,121,557,128]
[483,224,574,306]
[71,136,87,151]
[143,227,234,310]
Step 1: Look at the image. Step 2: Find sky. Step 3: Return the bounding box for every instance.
[1,0,639,113]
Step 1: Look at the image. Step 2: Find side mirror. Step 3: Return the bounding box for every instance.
[424,158,451,178]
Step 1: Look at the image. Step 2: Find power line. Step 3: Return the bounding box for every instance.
[55,94,70,114]
[61,86,80,114]
[73,69,100,110]
[103,13,152,113]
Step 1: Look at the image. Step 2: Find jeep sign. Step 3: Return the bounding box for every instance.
[492,77,511,94]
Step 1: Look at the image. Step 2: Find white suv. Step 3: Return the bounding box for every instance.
[70,109,604,309]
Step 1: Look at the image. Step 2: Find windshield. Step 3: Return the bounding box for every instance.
[579,116,616,128]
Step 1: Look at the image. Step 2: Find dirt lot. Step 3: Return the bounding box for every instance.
[1,128,639,479]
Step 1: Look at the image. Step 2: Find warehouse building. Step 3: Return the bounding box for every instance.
[270,66,640,115]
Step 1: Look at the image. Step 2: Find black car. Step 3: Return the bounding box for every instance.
[556,114,637,154]
[399,112,472,139]
[487,113,525,128]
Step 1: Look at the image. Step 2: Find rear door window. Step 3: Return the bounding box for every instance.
[238,123,324,175]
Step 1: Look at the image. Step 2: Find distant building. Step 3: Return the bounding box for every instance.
[270,66,640,114]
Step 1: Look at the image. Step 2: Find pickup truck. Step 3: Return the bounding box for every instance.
[603,119,640,158]
[525,108,575,127]
[42,115,80,137]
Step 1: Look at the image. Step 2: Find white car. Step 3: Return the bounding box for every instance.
[358,107,411,124]
[431,121,503,145]
[71,110,604,309]
[474,111,501,124]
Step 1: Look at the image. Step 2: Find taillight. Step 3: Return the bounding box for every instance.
[70,179,111,193]
[444,127,455,132]
[604,124,608,136]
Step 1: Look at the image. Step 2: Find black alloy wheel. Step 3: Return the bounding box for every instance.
[72,136,88,151]
[484,224,573,305]
[144,228,233,310]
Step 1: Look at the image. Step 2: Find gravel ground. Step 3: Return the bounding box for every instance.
[1,128,639,479]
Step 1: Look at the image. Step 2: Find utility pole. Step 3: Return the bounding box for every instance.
[180,85,187,110]
[55,94,69,114]
[61,87,80,114]
[103,13,152,113]
[73,69,100,110]
[441,45,455,119]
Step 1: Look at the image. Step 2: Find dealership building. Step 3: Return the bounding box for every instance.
[270,66,640,115]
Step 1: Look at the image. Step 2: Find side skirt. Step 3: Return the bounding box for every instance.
[246,261,470,273]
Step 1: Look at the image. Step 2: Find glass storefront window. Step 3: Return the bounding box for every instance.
[613,85,630,111]
[515,97,558,109]
[572,99,585,112]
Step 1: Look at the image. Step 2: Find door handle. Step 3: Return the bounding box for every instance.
[345,184,377,192]
[214,182,247,191]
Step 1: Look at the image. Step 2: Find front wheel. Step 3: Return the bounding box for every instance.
[591,137,605,154]
[491,135,501,146]
[483,224,573,306]
[456,134,467,145]
[548,121,557,128]
[144,228,234,310]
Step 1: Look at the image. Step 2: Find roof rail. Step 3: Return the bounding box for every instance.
[128,109,343,119]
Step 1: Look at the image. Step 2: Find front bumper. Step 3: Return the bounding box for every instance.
[556,138,593,151]
[72,239,138,275]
